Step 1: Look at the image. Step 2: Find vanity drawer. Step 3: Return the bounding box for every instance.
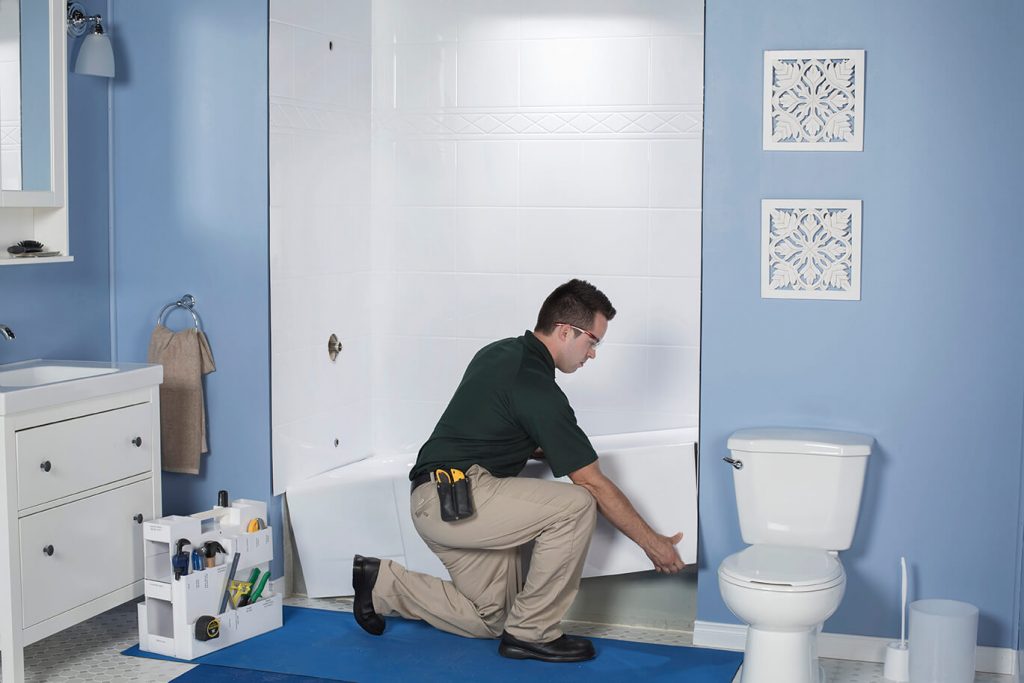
[19,479,153,627]
[16,403,153,509]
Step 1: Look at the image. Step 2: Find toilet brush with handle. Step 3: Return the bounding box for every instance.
[883,556,910,682]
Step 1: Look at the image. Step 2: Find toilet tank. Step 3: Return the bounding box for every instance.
[726,428,873,550]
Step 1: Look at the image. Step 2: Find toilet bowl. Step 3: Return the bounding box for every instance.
[719,428,873,683]
[719,545,846,683]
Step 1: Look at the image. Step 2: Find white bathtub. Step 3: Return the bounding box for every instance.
[286,428,699,598]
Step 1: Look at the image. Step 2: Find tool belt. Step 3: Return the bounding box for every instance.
[411,467,475,521]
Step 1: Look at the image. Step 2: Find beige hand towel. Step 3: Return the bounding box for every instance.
[147,324,216,474]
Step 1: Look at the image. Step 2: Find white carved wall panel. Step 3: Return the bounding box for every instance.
[763,50,864,151]
[761,199,862,300]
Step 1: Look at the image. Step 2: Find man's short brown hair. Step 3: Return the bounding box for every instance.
[535,279,616,334]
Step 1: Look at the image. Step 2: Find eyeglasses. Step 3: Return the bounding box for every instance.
[555,322,603,348]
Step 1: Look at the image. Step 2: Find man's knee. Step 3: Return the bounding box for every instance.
[478,605,508,638]
[567,485,597,524]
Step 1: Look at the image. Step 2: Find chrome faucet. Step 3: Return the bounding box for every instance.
[0,325,14,341]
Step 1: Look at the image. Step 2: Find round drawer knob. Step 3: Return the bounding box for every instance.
[132,436,143,447]
[134,513,144,524]
[40,461,51,473]
[43,545,54,556]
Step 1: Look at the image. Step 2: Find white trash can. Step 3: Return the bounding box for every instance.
[909,599,978,683]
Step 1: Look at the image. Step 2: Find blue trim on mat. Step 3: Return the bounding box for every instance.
[125,606,742,682]
[171,666,342,683]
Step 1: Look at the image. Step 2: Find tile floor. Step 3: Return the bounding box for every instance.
[2,596,1014,682]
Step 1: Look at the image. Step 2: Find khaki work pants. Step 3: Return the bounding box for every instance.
[371,464,597,643]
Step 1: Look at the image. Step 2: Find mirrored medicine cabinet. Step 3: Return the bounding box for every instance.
[0,0,71,265]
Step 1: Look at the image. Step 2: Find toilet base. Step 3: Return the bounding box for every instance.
[737,626,823,683]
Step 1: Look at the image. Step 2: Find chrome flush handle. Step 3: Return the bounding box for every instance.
[722,456,743,470]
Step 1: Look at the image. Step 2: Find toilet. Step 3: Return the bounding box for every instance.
[718,428,874,683]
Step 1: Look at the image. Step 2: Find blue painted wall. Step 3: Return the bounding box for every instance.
[0,23,110,365]
[700,0,1024,648]
[108,2,277,572]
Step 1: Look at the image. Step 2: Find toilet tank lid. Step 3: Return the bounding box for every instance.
[728,428,874,456]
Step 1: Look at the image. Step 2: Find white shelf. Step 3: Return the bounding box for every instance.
[0,256,74,266]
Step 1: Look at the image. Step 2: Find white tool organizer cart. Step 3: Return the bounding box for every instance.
[137,499,282,660]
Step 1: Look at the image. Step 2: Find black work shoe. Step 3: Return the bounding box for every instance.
[498,631,596,663]
[352,555,385,635]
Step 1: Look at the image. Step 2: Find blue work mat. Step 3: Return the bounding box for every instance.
[170,668,340,682]
[124,606,743,683]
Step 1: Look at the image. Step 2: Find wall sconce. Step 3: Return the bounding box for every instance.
[66,1,115,78]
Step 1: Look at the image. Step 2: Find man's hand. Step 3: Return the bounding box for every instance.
[532,447,545,460]
[644,532,685,574]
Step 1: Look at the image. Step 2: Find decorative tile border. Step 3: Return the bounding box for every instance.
[270,101,369,133]
[762,199,862,300]
[270,101,702,139]
[0,124,21,148]
[763,50,864,151]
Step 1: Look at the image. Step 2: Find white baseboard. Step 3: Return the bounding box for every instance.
[693,620,747,651]
[693,620,1018,676]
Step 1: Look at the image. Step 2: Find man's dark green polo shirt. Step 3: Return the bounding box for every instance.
[412,331,597,480]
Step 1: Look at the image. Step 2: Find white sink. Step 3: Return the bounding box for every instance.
[0,360,163,416]
[0,364,118,388]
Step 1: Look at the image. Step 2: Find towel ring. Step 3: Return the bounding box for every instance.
[157,294,201,330]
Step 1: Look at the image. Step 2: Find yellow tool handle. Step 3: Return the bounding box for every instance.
[451,468,466,482]
[434,469,452,484]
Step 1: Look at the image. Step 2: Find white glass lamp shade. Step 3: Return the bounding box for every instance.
[75,32,115,78]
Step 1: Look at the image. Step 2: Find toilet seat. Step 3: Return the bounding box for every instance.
[719,545,844,593]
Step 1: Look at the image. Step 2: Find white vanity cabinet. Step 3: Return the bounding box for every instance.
[0,374,162,682]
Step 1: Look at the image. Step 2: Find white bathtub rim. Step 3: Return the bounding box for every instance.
[285,425,700,495]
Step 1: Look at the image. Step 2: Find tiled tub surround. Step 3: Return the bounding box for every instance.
[371,0,705,457]
[270,1,374,494]
[270,0,703,490]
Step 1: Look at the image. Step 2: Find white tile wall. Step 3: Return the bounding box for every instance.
[273,0,705,482]
[650,210,701,277]
[386,207,456,271]
[456,140,519,206]
[518,209,648,277]
[652,35,705,105]
[455,208,518,273]
[520,37,651,107]
[270,0,374,494]
[394,43,457,109]
[393,140,456,205]
[455,273,519,339]
[456,41,520,108]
